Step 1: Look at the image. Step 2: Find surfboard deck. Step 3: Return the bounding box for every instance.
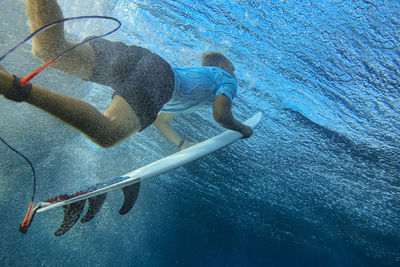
[36,112,262,235]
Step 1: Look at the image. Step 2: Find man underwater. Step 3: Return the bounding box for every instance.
[0,0,253,149]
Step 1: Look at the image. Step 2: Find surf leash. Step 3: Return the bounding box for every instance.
[0,15,121,234]
[0,15,121,86]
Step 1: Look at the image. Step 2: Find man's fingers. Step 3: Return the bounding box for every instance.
[241,126,253,138]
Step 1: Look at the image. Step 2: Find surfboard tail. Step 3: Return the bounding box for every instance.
[45,182,141,236]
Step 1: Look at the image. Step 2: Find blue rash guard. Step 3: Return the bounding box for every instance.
[160,67,237,114]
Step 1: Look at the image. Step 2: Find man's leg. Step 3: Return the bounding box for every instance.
[22,1,142,146]
[0,69,140,147]
[25,82,142,147]
[26,0,96,80]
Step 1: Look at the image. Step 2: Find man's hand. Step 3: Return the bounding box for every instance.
[240,125,253,138]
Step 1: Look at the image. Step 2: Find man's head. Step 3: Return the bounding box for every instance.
[201,51,235,77]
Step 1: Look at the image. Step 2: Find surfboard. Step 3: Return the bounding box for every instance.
[36,112,262,236]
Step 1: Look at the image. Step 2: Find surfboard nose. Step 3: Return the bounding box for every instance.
[53,183,141,236]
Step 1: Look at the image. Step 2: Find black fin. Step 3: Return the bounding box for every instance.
[54,200,85,236]
[119,182,140,215]
[80,193,107,223]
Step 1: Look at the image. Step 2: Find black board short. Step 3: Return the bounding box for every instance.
[86,38,174,131]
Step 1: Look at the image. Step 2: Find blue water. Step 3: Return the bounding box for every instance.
[0,0,399,266]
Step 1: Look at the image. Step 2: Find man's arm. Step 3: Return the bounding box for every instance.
[153,112,195,150]
[213,94,253,138]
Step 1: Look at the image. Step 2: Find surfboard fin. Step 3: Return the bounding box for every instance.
[54,200,85,236]
[81,193,107,223]
[119,182,140,215]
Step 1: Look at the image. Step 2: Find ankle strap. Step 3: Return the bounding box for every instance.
[4,75,32,102]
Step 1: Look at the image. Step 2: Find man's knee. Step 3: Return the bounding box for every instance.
[93,135,122,148]
[93,123,137,148]
[97,139,118,148]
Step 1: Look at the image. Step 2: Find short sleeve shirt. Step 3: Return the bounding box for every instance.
[160,67,237,113]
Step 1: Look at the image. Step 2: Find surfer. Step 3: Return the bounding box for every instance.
[0,0,253,149]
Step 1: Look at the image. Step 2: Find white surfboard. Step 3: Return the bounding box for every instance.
[35,112,262,236]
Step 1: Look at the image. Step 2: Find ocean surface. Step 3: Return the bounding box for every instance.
[0,0,399,266]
